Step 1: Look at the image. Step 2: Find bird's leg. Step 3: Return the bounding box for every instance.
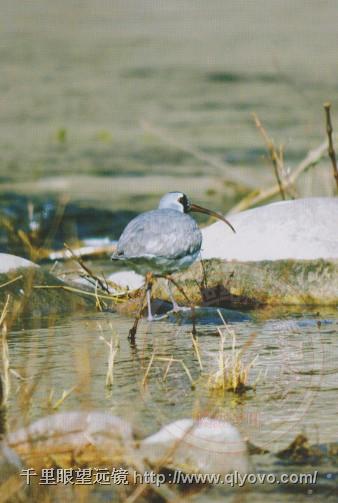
[128,288,146,343]
[146,273,169,321]
[166,279,190,312]
[145,272,154,321]
[166,279,179,311]
[164,275,197,336]
[129,272,169,338]
[128,272,153,341]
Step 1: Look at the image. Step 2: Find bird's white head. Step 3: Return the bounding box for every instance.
[158,192,190,213]
[157,191,236,233]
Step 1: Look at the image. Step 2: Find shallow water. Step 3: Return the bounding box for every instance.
[3,306,337,500]
[6,308,338,448]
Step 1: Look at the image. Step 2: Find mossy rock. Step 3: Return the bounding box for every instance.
[152,259,338,307]
[0,256,94,318]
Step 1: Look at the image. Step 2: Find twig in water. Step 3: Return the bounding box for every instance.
[323,102,338,190]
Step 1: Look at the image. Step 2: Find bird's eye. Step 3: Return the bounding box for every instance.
[179,195,186,208]
[178,195,190,212]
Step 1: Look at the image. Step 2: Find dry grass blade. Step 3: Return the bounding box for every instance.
[205,310,258,393]
[9,369,31,381]
[178,360,195,388]
[0,295,10,327]
[142,352,155,388]
[324,102,338,190]
[17,229,37,260]
[191,333,203,371]
[99,334,119,387]
[0,295,11,406]
[155,357,195,387]
[252,112,287,200]
[33,284,124,302]
[0,275,23,289]
[0,475,24,503]
[95,280,104,311]
[162,355,174,381]
[49,386,77,410]
[229,139,328,213]
[0,335,10,407]
[64,242,111,294]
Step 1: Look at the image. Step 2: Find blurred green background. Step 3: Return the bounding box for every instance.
[1,0,337,217]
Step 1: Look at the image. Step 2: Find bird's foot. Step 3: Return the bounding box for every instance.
[147,313,169,322]
[171,303,191,313]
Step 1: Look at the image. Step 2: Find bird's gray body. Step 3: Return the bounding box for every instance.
[112,209,202,275]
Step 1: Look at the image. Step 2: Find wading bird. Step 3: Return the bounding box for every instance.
[112,192,235,320]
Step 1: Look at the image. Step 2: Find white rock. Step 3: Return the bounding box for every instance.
[202,197,338,261]
[141,418,248,475]
[0,253,38,274]
[108,270,144,291]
